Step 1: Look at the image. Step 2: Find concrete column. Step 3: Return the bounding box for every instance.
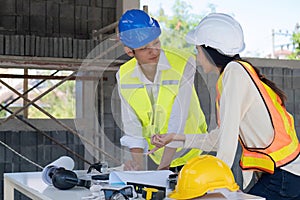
[116,0,140,19]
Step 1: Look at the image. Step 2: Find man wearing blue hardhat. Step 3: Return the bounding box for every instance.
[116,9,207,171]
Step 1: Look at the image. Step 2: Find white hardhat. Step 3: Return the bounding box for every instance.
[186,13,245,55]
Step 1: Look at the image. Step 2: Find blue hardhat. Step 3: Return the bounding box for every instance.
[118,9,161,49]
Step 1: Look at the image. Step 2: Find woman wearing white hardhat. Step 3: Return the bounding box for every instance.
[150,13,300,200]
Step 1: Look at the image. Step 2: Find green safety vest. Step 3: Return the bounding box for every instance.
[119,48,207,167]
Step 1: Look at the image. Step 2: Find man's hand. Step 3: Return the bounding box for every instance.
[124,148,144,171]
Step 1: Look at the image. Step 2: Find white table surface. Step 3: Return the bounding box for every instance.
[4,170,92,200]
[4,170,265,200]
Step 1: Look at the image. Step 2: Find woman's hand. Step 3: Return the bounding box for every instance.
[151,133,176,147]
[147,133,176,155]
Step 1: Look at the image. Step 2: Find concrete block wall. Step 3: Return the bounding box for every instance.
[0,0,117,39]
[0,0,119,59]
[0,34,105,59]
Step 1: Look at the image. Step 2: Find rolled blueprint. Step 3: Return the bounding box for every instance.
[42,156,75,185]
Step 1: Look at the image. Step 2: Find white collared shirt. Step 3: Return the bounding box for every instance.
[116,50,196,152]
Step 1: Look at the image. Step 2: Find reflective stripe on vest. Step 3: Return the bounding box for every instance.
[216,61,300,174]
[119,48,207,167]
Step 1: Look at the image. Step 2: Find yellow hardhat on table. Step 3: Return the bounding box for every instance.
[169,155,239,199]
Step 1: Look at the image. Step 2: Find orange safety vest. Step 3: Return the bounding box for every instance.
[216,60,300,174]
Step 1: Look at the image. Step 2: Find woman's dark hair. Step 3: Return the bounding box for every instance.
[201,45,287,106]
[251,65,287,105]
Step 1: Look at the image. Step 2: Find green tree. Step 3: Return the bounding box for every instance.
[29,80,75,119]
[151,0,213,51]
[0,104,6,117]
[288,32,300,59]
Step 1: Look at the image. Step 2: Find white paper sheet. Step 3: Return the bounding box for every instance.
[109,170,173,188]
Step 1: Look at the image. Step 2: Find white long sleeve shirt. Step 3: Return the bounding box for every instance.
[183,61,300,188]
[116,50,196,152]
